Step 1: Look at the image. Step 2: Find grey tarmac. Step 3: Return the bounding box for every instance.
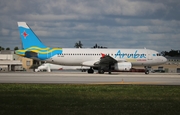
[0,72,180,85]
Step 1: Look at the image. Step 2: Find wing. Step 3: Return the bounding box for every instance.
[99,55,117,65]
[82,55,124,67]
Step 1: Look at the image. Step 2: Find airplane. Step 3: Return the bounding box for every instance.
[35,63,89,72]
[16,22,167,74]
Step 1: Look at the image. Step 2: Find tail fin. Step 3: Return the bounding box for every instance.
[17,22,47,49]
[16,22,62,60]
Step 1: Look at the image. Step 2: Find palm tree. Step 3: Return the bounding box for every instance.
[74,41,83,48]
[14,46,19,50]
[1,47,4,50]
[6,47,10,50]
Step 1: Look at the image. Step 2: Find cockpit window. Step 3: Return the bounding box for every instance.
[153,53,162,56]
[156,53,162,56]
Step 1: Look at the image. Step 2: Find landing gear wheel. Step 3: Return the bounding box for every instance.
[145,70,149,74]
[88,69,94,74]
[144,66,150,74]
[98,69,104,74]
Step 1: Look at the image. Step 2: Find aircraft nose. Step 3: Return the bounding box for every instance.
[163,57,167,63]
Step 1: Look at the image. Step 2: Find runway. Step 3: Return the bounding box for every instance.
[0,72,180,85]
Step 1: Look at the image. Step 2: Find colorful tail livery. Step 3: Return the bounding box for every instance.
[16,22,62,60]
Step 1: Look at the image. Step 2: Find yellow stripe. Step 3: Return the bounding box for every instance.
[26,46,51,50]
[16,47,62,54]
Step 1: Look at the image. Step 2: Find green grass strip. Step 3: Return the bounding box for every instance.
[0,84,180,115]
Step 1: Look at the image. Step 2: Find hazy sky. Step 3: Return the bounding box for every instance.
[0,0,180,52]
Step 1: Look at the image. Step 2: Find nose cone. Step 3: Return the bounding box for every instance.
[162,56,167,63]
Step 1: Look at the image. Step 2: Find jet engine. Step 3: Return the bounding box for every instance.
[114,62,132,71]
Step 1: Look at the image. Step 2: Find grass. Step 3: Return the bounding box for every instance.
[0,84,180,115]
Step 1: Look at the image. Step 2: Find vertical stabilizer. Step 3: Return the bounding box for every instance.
[17,22,47,49]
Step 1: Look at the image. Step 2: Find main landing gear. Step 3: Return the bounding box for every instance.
[144,66,149,74]
[98,69,104,74]
[87,67,94,74]
[87,66,112,74]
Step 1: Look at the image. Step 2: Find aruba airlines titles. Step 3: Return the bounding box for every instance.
[16,22,167,74]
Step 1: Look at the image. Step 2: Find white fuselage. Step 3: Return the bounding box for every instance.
[45,48,167,67]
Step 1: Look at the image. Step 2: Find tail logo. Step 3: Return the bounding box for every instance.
[22,31,28,39]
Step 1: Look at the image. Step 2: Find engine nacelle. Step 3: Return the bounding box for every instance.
[114,62,132,71]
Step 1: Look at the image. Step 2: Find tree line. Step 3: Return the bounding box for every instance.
[161,50,180,57]
[0,46,9,50]
[74,41,107,49]
[0,46,19,51]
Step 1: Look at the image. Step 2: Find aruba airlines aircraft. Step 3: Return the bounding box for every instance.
[16,22,167,74]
